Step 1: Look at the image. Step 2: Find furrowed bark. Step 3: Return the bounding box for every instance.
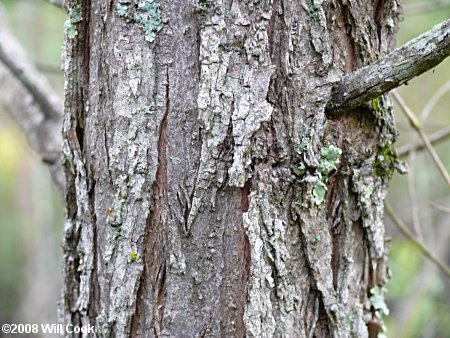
[61,0,411,337]
[327,19,450,115]
[0,19,64,193]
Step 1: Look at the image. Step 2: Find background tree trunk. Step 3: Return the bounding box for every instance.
[61,0,403,336]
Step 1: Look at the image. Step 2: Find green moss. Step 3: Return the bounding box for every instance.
[129,251,138,262]
[64,5,83,39]
[373,143,397,177]
[372,97,380,112]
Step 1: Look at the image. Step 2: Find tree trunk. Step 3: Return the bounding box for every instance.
[61,0,402,337]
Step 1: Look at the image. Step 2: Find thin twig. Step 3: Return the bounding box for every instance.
[407,151,423,238]
[397,125,450,157]
[430,204,450,214]
[327,19,450,115]
[385,202,450,278]
[392,91,450,188]
[420,79,450,121]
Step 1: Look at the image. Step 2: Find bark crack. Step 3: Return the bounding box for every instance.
[131,67,170,337]
[267,0,278,59]
[87,179,100,330]
[339,2,357,72]
[374,0,386,52]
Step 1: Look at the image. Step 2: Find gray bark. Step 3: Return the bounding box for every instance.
[61,0,404,337]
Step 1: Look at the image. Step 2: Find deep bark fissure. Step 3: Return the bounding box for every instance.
[338,2,357,72]
[131,67,171,337]
[87,179,100,330]
[62,0,94,335]
[374,0,386,51]
[267,0,279,58]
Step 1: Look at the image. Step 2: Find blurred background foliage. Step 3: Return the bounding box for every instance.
[0,0,448,337]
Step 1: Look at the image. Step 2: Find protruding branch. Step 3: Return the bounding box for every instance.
[431,204,450,214]
[0,20,64,194]
[327,19,450,115]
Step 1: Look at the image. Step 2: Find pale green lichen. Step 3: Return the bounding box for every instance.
[306,0,320,21]
[293,163,306,176]
[370,286,389,317]
[369,286,389,337]
[170,156,181,164]
[116,0,162,43]
[116,4,128,17]
[318,145,342,176]
[137,102,155,114]
[64,5,83,39]
[134,0,162,42]
[313,180,327,205]
[312,145,342,205]
[294,140,342,205]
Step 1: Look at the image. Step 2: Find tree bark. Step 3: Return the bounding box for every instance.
[61,0,404,337]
